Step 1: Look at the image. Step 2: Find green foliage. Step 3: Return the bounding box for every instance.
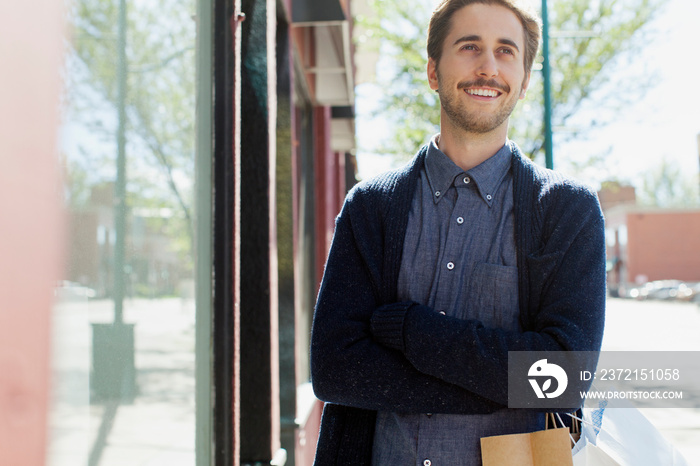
[69,0,196,216]
[356,0,662,161]
[64,0,196,293]
[526,0,660,158]
[356,0,439,156]
[637,157,700,208]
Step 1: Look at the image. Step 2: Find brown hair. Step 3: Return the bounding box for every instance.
[427,0,542,77]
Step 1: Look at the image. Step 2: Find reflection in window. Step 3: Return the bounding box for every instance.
[51,0,197,463]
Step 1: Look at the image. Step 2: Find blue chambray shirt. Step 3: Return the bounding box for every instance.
[371,135,544,466]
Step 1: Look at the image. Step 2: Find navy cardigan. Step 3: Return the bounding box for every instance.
[310,144,606,465]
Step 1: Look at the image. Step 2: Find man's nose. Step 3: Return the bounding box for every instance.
[477,52,498,78]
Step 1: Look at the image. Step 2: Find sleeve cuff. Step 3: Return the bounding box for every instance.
[370,302,415,352]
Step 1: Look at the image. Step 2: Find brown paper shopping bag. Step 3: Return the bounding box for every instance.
[481,427,574,466]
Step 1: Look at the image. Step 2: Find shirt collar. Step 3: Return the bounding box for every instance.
[425,134,513,207]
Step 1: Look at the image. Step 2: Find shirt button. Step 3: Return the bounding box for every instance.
[438,311,446,315]
[463,176,470,184]
[486,194,493,200]
[446,262,454,270]
[456,216,464,224]
[424,460,432,466]
[435,191,441,197]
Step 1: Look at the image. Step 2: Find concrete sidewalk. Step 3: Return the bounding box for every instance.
[46,295,700,465]
[48,297,196,465]
[602,297,700,464]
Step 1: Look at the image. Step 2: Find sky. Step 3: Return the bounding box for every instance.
[354,0,700,197]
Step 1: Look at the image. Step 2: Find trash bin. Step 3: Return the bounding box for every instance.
[91,322,136,402]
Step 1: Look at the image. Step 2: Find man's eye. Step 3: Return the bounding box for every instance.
[461,44,477,51]
[500,48,515,55]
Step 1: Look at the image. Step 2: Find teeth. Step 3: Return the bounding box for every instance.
[467,88,499,97]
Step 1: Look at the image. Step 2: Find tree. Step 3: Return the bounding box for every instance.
[637,157,700,208]
[355,0,662,162]
[355,0,437,157]
[63,0,197,293]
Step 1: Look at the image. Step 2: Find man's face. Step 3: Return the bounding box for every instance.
[428,3,530,135]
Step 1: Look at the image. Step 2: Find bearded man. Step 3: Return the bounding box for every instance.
[310,1,606,464]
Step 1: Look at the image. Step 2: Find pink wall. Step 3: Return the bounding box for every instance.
[0,1,65,465]
[626,211,700,282]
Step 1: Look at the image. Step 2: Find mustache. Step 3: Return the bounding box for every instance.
[457,79,510,94]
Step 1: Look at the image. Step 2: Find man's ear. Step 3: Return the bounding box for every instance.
[428,57,439,91]
[519,72,531,99]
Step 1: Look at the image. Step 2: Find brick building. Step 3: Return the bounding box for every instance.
[604,205,700,294]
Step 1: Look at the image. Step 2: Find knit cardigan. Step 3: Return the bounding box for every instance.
[310,144,606,465]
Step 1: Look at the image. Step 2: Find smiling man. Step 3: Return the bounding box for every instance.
[310,1,607,464]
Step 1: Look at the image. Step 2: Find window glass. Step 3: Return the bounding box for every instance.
[51,0,198,463]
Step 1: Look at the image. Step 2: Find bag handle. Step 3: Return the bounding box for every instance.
[546,413,577,446]
[565,412,602,433]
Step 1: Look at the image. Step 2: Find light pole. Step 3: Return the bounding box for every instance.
[114,0,127,323]
[92,0,136,403]
[541,0,554,169]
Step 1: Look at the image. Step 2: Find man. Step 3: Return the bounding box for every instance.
[310,0,606,464]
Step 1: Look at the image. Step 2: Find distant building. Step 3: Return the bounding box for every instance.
[599,184,700,295]
[597,181,636,212]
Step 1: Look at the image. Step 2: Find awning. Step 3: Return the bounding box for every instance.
[292,0,354,107]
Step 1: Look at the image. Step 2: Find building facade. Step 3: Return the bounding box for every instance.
[4,0,363,465]
[605,206,700,293]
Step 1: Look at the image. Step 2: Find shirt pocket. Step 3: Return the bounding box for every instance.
[465,262,520,330]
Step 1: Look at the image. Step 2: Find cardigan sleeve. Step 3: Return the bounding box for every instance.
[370,183,606,407]
[310,190,503,415]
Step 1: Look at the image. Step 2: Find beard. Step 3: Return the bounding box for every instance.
[437,74,521,135]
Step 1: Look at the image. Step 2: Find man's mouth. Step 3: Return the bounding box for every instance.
[465,88,501,98]
[458,79,509,98]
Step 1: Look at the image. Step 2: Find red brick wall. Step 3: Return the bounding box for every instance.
[626,211,700,282]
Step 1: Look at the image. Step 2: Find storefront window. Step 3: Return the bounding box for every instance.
[50,0,203,463]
